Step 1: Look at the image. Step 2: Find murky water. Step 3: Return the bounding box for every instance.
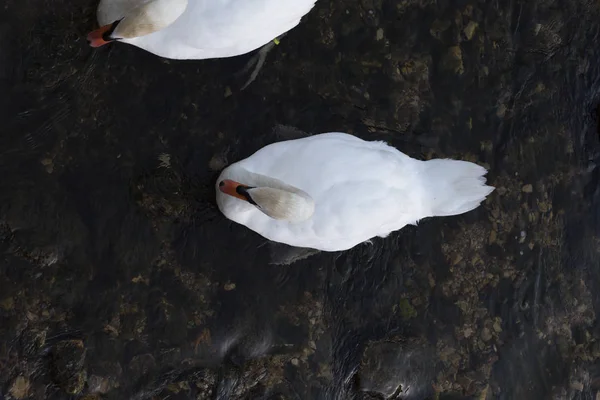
[1,0,600,399]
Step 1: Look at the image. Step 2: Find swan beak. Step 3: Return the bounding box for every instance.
[219,179,252,202]
[87,24,115,48]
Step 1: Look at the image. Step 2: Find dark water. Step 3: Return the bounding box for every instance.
[1,0,600,399]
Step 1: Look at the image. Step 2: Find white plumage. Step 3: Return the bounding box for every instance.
[94,0,317,60]
[216,132,495,252]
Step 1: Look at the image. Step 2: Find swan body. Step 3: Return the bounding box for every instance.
[216,132,495,252]
[90,0,317,60]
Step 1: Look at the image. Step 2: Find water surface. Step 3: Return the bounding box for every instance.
[1,0,600,399]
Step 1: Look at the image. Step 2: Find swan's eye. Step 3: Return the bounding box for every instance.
[219,181,225,187]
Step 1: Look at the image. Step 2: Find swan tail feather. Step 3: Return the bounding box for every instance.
[422,159,494,217]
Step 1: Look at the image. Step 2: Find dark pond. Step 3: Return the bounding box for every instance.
[1,0,600,399]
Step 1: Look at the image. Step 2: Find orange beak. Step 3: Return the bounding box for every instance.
[87,24,116,48]
[219,179,252,202]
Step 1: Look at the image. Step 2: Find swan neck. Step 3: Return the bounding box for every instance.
[114,0,188,39]
[242,171,315,223]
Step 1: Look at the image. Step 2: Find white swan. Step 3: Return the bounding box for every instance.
[216,132,495,252]
[87,0,317,87]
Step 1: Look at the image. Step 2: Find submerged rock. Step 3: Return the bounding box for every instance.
[442,46,465,75]
[9,375,30,399]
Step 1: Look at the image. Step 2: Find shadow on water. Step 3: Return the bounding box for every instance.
[1,0,600,398]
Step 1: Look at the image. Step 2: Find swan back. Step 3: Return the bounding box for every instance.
[216,133,426,251]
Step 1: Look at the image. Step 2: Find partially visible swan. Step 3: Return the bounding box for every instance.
[87,0,317,88]
[216,132,495,252]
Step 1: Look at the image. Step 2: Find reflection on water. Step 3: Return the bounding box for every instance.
[1,0,600,399]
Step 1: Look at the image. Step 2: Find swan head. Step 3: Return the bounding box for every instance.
[218,179,315,223]
[87,0,188,47]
